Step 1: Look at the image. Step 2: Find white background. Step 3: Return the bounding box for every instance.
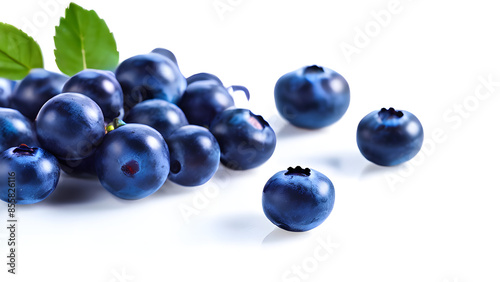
[1,0,500,281]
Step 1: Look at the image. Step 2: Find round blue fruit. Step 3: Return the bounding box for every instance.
[124,99,188,140]
[35,93,105,161]
[95,123,170,200]
[274,65,350,129]
[10,69,68,120]
[0,108,38,153]
[209,108,276,170]
[115,53,186,111]
[179,80,234,128]
[62,69,124,122]
[0,78,16,108]
[166,125,220,186]
[357,107,424,166]
[262,166,335,232]
[0,144,60,205]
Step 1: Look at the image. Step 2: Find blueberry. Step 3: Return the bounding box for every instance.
[209,108,276,170]
[151,48,178,66]
[10,69,68,120]
[357,107,424,166]
[262,166,335,232]
[274,65,350,129]
[166,125,220,186]
[35,93,105,161]
[62,69,124,122]
[0,108,38,153]
[115,53,187,111]
[186,72,223,86]
[94,123,170,200]
[179,80,235,127]
[124,99,188,140]
[0,144,60,205]
[0,78,16,108]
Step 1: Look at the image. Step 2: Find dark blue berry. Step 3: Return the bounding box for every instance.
[179,80,235,128]
[186,72,223,86]
[115,53,186,111]
[62,69,124,122]
[0,144,60,205]
[262,166,335,232]
[10,69,68,120]
[166,125,220,186]
[35,93,105,161]
[94,123,170,200]
[0,108,38,153]
[209,108,276,170]
[357,107,424,166]
[274,65,350,129]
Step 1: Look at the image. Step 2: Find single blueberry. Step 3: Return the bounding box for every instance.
[115,53,187,112]
[35,93,105,161]
[357,107,424,166]
[179,80,235,128]
[209,108,276,170]
[274,65,350,129]
[262,166,335,232]
[10,69,68,120]
[0,144,60,205]
[0,108,38,153]
[62,69,124,122]
[166,125,220,186]
[94,123,170,200]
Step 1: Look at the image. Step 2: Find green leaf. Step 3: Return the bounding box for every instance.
[54,2,119,76]
[0,23,44,80]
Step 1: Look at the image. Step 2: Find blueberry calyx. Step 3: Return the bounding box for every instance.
[285,166,311,176]
[304,65,325,74]
[13,144,36,156]
[106,118,127,133]
[378,107,404,121]
[170,160,181,174]
[248,114,269,130]
[227,85,250,100]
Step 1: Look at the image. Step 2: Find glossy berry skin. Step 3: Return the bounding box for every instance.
[151,48,178,66]
[262,166,335,232]
[186,72,223,86]
[62,69,124,122]
[35,93,105,161]
[209,108,276,170]
[274,65,350,129]
[357,107,424,166]
[124,99,188,140]
[0,78,16,107]
[115,53,187,111]
[166,125,220,186]
[0,145,60,205]
[0,108,38,153]
[95,124,170,200]
[58,153,97,178]
[179,80,234,127]
[10,69,68,120]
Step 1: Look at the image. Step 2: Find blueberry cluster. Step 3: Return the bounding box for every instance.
[0,48,276,204]
[0,51,424,233]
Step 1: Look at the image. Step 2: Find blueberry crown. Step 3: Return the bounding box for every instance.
[304,65,324,74]
[378,107,403,120]
[13,144,36,156]
[285,166,311,176]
